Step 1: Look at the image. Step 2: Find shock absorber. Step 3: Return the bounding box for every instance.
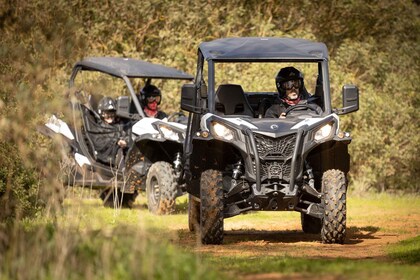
[173,152,182,172]
[232,160,243,180]
[303,161,321,199]
[305,161,315,189]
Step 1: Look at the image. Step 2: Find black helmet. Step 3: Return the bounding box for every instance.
[140,84,162,106]
[97,96,116,115]
[275,67,304,97]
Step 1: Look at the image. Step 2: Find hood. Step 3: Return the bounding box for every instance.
[201,113,338,138]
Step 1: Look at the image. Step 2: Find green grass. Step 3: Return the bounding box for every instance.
[1,191,419,279]
[0,193,225,280]
[388,236,420,265]
[1,224,221,280]
[207,255,420,280]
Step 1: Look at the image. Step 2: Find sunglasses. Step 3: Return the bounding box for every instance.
[281,79,302,90]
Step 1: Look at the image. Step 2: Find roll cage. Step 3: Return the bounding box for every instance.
[193,38,331,115]
[69,57,193,118]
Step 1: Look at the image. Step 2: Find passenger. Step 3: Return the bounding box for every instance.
[265,67,322,118]
[93,96,130,166]
[140,84,167,119]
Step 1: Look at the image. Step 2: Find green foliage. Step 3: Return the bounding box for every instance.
[0,222,223,280]
[332,33,420,192]
[0,0,419,223]
[0,142,40,222]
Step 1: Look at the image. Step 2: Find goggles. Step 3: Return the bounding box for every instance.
[102,111,116,119]
[146,95,161,103]
[281,79,302,90]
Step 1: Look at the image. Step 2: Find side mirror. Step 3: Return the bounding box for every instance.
[200,82,207,98]
[336,85,359,115]
[181,84,199,113]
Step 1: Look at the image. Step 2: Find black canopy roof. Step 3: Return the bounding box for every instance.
[199,37,328,62]
[73,57,193,80]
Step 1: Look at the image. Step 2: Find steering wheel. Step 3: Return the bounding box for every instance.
[167,112,187,123]
[284,104,320,116]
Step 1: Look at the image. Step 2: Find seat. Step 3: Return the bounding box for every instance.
[87,93,103,120]
[80,104,100,160]
[257,98,272,118]
[215,84,254,117]
[88,94,104,111]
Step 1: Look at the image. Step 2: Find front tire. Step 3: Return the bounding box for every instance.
[321,169,347,244]
[146,161,177,215]
[188,194,201,232]
[200,169,224,244]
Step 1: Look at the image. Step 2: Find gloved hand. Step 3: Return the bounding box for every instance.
[117,139,127,148]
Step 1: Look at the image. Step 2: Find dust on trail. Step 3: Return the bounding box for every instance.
[172,214,420,261]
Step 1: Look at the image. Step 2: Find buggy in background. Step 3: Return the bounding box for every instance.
[39,57,193,213]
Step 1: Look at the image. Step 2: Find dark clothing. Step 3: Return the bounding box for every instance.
[265,97,322,118]
[148,110,167,120]
[89,120,130,166]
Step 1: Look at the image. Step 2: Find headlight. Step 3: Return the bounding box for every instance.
[159,125,180,141]
[314,123,333,141]
[210,122,235,141]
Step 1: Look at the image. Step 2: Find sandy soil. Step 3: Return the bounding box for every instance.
[167,211,419,279]
[172,212,419,261]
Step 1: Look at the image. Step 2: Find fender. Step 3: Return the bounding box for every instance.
[44,115,75,140]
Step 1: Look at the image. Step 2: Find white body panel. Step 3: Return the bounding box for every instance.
[45,115,75,140]
[131,117,187,137]
[75,152,91,167]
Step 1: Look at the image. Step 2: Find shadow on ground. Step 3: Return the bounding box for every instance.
[178,226,381,246]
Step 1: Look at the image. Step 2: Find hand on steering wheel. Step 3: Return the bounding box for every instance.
[167,112,186,122]
[283,104,320,116]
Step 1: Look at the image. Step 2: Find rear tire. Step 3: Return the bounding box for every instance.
[188,194,201,232]
[301,213,322,234]
[200,169,224,244]
[55,143,76,205]
[321,169,347,244]
[100,188,138,208]
[146,161,177,215]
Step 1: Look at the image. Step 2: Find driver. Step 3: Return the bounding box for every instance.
[265,67,322,118]
[140,84,167,119]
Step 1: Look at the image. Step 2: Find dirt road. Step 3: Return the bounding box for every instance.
[172,208,419,261]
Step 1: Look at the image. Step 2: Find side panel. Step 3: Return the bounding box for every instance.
[306,140,350,190]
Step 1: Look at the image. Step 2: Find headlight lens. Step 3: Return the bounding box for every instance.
[210,122,235,141]
[159,125,180,141]
[314,123,333,141]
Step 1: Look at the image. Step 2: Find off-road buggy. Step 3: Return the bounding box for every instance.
[181,38,359,244]
[39,57,193,213]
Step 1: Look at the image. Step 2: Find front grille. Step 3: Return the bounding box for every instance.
[261,160,291,179]
[254,133,296,159]
[252,159,293,181]
[252,133,297,181]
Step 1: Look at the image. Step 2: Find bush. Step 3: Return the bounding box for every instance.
[0,142,40,222]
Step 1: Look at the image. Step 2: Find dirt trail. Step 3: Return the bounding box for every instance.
[172,214,419,261]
